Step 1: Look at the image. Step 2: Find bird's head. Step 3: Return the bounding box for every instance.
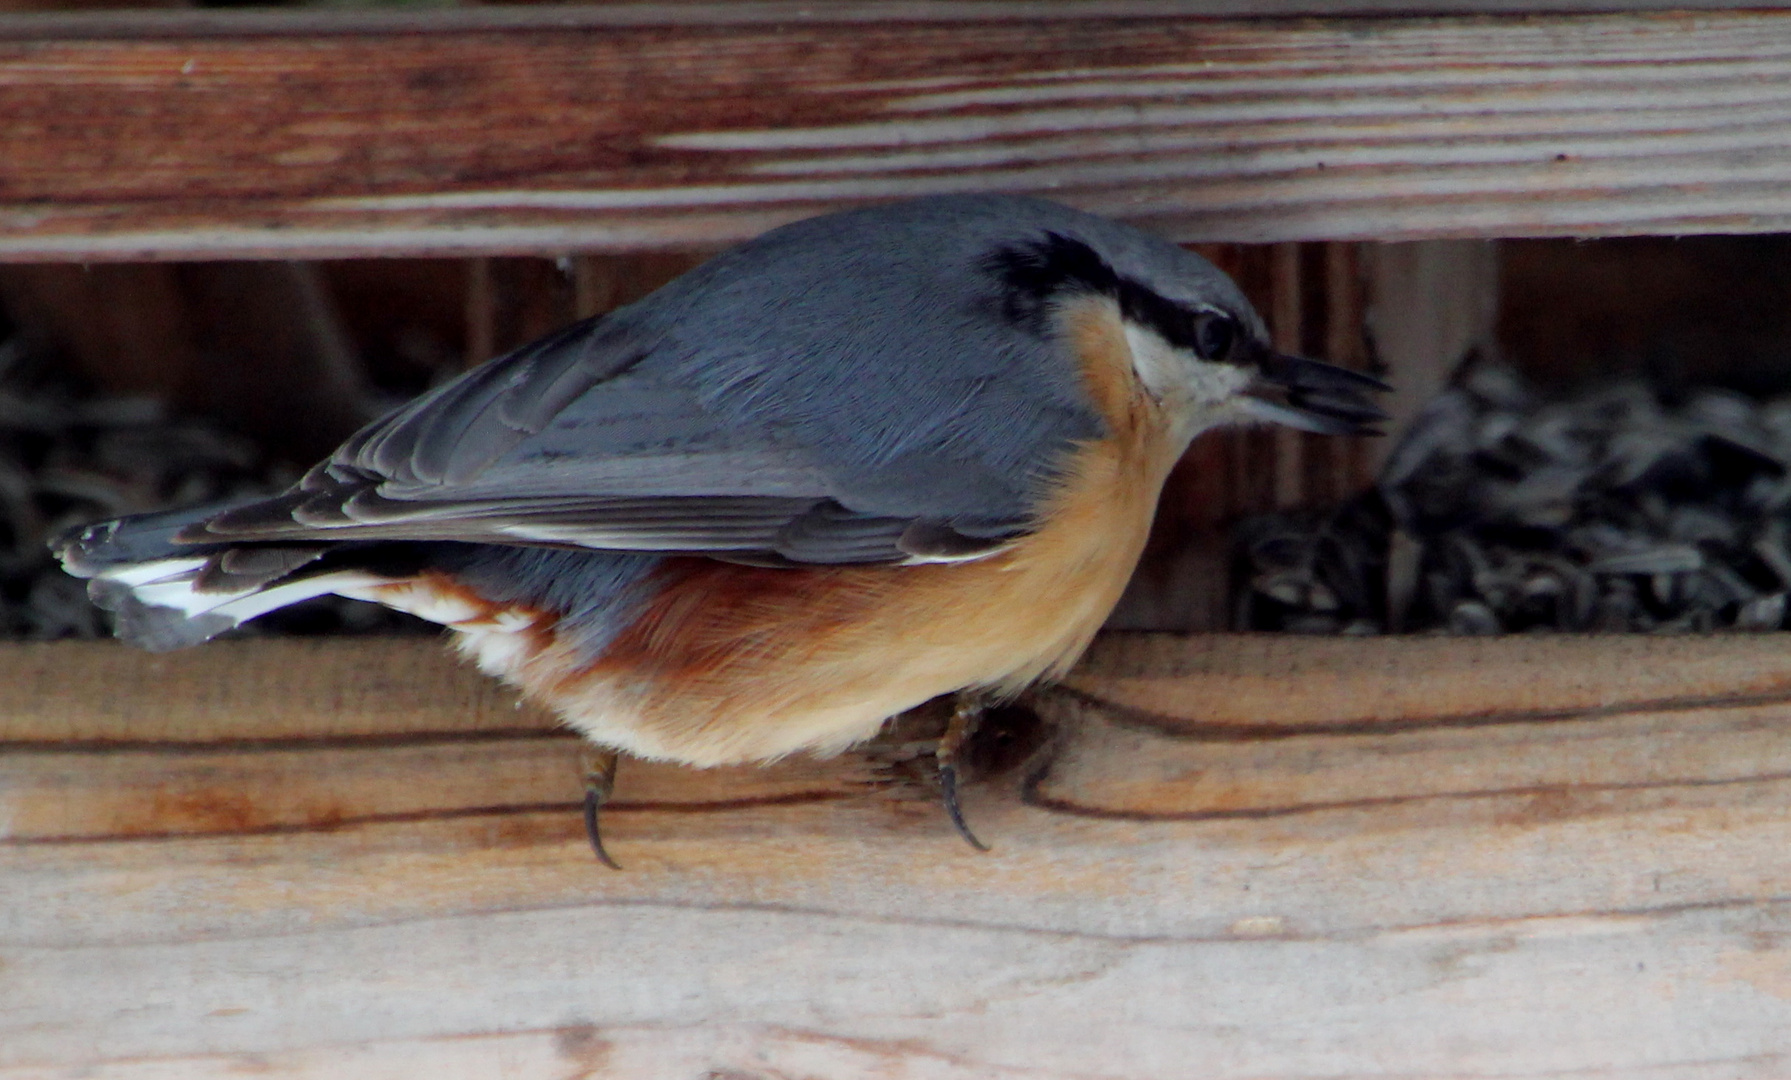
[982,225,1389,449]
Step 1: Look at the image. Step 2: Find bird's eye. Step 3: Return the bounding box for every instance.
[1193,312,1238,362]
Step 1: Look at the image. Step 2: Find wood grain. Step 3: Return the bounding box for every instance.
[0,637,548,743]
[1068,631,1791,728]
[7,634,1791,1076]
[8,6,1791,260]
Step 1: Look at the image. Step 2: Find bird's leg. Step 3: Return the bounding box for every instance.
[938,694,991,852]
[580,747,622,870]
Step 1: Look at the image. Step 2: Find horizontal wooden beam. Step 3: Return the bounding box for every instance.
[12,2,1791,36]
[5,6,1791,260]
[7,634,1791,1075]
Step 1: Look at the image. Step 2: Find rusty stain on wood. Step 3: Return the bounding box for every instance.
[7,8,1791,259]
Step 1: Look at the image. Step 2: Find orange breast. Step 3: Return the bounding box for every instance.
[457,294,1190,765]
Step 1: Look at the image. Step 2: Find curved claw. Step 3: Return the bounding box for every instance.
[582,787,622,870]
[938,759,990,852]
[581,750,622,870]
[939,695,992,852]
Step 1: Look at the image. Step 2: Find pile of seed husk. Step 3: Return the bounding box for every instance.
[1237,359,1791,635]
[0,335,420,641]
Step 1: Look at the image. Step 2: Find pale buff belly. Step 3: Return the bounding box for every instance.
[447,435,1172,767]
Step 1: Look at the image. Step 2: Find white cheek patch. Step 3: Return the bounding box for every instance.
[1121,321,1186,399]
[1120,322,1254,408]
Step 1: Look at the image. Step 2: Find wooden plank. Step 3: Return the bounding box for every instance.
[0,637,550,742]
[7,634,1791,1076]
[13,1,1791,35]
[8,8,1791,259]
[1066,630,1791,727]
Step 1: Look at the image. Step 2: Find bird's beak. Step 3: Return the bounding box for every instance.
[1240,350,1391,436]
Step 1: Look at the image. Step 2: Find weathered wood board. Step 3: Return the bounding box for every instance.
[6,633,1791,1077]
[9,5,1791,259]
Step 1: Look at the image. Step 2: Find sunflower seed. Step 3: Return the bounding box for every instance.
[1448,600,1502,636]
[1736,592,1788,632]
[0,329,427,642]
[1237,355,1791,636]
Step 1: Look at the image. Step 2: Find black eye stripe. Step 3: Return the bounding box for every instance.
[983,232,1241,362]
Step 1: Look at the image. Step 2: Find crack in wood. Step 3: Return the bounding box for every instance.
[0,727,575,755]
[0,789,867,846]
[24,884,1791,956]
[1020,750,1791,823]
[1049,683,1791,742]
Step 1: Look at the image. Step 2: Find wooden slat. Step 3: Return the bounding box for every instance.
[1067,631,1791,727]
[8,6,1791,260]
[7,634,1791,1076]
[12,1,1791,34]
[0,638,551,742]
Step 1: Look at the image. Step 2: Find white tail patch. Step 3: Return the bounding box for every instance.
[94,555,549,670]
[209,572,384,623]
[96,557,209,590]
[97,556,383,625]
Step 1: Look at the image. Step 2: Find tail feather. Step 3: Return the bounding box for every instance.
[54,503,662,656]
[52,500,363,650]
[52,501,242,578]
[85,577,240,652]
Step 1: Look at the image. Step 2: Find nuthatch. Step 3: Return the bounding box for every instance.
[53,195,1386,864]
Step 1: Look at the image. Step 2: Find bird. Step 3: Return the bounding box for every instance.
[52,194,1387,865]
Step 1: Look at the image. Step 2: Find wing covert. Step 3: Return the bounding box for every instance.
[184,197,1120,564]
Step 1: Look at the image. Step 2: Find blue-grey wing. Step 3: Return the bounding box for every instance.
[187,198,1111,564]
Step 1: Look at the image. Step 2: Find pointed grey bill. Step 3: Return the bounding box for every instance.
[1244,352,1391,436]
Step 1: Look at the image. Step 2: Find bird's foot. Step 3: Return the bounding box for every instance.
[581,748,622,870]
[938,694,991,852]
